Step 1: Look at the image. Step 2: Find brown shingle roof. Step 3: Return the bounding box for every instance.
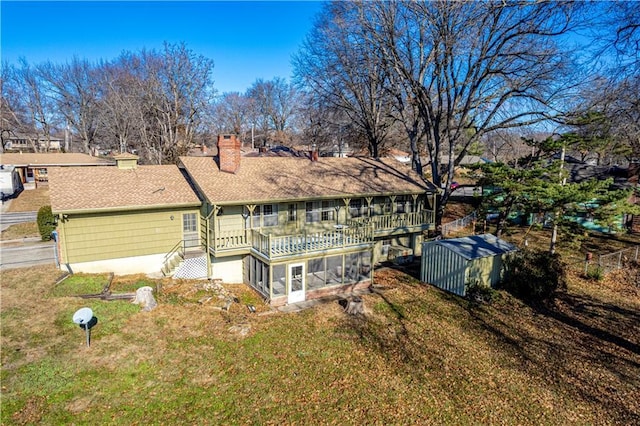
[49,165,200,213]
[0,152,113,166]
[180,156,436,205]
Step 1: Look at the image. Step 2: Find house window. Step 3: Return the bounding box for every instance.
[382,199,393,215]
[321,201,335,222]
[396,196,413,214]
[306,201,334,223]
[247,256,271,296]
[183,213,197,232]
[306,202,318,223]
[262,204,278,227]
[349,199,366,218]
[288,204,297,223]
[246,205,278,228]
[251,207,261,228]
[183,213,199,248]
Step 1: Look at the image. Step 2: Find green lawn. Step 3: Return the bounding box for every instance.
[1,257,638,424]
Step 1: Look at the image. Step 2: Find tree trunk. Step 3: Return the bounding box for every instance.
[550,223,558,254]
[345,296,364,315]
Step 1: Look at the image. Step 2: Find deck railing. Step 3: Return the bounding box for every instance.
[251,225,374,259]
[346,210,435,232]
[210,210,434,258]
[213,229,250,251]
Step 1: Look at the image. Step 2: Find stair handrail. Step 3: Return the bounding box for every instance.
[163,240,185,264]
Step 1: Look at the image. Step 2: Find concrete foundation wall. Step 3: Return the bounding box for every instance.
[62,253,165,275]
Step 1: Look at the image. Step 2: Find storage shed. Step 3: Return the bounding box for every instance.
[421,234,517,296]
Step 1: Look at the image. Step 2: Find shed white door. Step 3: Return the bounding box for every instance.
[288,263,305,304]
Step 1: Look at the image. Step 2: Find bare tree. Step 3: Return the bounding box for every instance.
[96,55,144,154]
[211,92,253,139]
[603,1,640,75]
[577,3,640,162]
[294,2,395,158]
[360,1,577,227]
[3,60,58,152]
[38,58,101,154]
[246,77,300,146]
[136,43,215,164]
[1,63,27,151]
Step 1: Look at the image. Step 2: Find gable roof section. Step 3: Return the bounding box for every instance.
[434,234,517,261]
[0,152,113,166]
[49,165,201,214]
[180,156,436,204]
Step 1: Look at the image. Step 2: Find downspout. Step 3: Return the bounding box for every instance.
[205,205,216,279]
[57,214,71,272]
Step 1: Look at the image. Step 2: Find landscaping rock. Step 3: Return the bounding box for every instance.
[132,286,157,312]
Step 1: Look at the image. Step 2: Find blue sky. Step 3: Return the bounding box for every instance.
[1,1,324,94]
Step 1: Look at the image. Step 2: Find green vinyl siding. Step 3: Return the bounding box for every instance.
[61,208,199,263]
[216,205,244,230]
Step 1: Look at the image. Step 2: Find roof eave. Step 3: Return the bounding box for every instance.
[204,189,436,206]
[52,202,201,215]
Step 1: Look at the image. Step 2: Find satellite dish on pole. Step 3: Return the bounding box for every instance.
[73,307,93,325]
[72,307,97,347]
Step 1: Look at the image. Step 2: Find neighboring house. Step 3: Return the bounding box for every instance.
[421,234,517,297]
[179,134,438,306]
[3,133,64,152]
[0,152,114,188]
[49,154,202,275]
[457,155,491,166]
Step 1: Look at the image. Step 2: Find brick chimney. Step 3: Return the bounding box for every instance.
[310,143,318,162]
[217,134,241,173]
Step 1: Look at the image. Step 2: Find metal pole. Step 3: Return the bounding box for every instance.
[85,324,90,347]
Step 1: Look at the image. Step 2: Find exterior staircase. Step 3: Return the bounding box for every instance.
[172,251,208,279]
[161,241,208,279]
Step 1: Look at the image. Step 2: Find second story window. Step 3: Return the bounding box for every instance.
[306,201,335,223]
[306,202,319,223]
[246,204,279,228]
[321,201,334,222]
[396,196,413,214]
[262,204,278,227]
[288,204,297,223]
[349,199,366,218]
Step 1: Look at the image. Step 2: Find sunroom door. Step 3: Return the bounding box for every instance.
[288,263,305,304]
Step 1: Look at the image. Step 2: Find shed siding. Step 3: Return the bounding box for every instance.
[474,254,509,287]
[421,242,468,296]
[60,208,199,263]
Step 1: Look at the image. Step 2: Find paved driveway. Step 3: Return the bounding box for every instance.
[0,211,38,231]
[0,239,56,270]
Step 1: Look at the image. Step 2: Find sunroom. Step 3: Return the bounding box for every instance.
[245,248,373,307]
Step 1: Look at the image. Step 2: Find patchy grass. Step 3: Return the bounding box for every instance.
[50,274,112,297]
[0,222,40,240]
[6,188,51,212]
[1,256,639,425]
[108,274,162,294]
